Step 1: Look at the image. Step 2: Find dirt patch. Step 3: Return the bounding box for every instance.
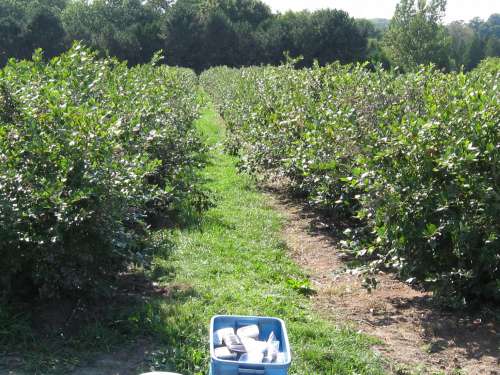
[264,185,499,375]
[69,339,152,375]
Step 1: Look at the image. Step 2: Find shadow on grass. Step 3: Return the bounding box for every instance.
[0,226,204,375]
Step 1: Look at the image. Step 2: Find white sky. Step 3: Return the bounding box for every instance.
[262,0,500,23]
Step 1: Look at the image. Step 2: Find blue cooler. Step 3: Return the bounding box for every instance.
[209,315,291,375]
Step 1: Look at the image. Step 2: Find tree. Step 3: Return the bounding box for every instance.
[162,0,204,69]
[466,33,485,70]
[24,1,66,58]
[383,0,450,71]
[485,37,500,57]
[480,14,500,57]
[163,0,273,71]
[256,9,368,67]
[466,15,499,68]
[0,1,25,65]
[62,0,163,65]
[304,9,367,65]
[356,19,379,40]
[356,19,391,68]
[256,11,308,65]
[447,21,475,70]
[0,0,67,65]
[146,0,174,14]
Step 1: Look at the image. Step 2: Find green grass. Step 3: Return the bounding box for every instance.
[140,102,385,374]
[0,100,386,375]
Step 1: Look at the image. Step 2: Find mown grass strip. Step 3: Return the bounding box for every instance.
[143,101,385,375]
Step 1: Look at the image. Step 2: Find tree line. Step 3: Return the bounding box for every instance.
[0,0,499,72]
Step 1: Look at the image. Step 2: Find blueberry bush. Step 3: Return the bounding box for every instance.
[201,62,500,306]
[0,44,206,299]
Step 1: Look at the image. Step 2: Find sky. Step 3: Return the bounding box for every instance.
[261,0,500,23]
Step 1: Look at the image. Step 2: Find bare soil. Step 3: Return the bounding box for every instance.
[264,185,499,375]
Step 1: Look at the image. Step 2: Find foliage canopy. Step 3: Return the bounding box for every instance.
[0,44,205,299]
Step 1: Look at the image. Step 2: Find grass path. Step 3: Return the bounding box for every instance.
[144,102,386,374]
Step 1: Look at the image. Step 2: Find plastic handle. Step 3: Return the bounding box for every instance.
[238,369,265,375]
